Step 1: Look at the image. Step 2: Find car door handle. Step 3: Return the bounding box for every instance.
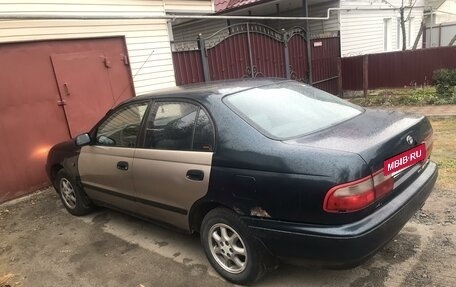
[117,161,129,171]
[186,169,204,181]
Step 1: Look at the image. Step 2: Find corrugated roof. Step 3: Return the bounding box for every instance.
[214,0,267,12]
[214,0,230,12]
[227,0,263,9]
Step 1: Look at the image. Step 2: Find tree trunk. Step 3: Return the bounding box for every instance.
[400,7,407,51]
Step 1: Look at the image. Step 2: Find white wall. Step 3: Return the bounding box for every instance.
[0,0,213,95]
[164,0,214,13]
[258,0,339,37]
[308,0,340,37]
[340,0,424,56]
[172,19,228,42]
[433,0,456,24]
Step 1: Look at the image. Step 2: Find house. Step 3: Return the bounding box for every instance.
[424,0,456,47]
[0,0,213,202]
[426,0,456,25]
[171,0,426,56]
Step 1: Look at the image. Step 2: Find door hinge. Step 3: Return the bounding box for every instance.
[103,56,112,68]
[63,83,70,96]
[121,54,129,65]
[57,100,67,106]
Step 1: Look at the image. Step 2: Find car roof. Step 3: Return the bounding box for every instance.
[125,78,290,104]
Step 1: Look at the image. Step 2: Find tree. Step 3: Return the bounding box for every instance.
[400,1,407,51]
[384,0,418,51]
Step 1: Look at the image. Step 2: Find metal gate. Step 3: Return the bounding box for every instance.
[0,37,134,202]
[310,36,340,95]
[172,22,340,94]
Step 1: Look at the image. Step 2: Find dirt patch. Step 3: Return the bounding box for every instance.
[350,266,389,287]
[430,118,456,190]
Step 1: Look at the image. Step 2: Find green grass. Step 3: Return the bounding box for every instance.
[430,118,456,190]
[349,87,456,107]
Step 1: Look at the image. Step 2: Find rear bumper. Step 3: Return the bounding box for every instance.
[242,161,438,268]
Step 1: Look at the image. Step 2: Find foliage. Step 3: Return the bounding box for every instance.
[348,69,456,107]
[349,86,456,107]
[433,69,456,101]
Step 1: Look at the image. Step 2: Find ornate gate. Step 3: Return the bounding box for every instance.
[172,23,308,83]
[172,22,340,94]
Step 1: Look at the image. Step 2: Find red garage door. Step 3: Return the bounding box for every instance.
[0,37,135,202]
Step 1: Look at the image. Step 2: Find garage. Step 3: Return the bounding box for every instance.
[0,37,134,202]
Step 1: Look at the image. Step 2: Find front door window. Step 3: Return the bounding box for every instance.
[96,102,148,147]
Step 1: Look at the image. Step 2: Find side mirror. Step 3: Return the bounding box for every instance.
[75,133,91,146]
[97,135,116,146]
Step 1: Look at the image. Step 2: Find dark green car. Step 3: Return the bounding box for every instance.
[46,79,437,284]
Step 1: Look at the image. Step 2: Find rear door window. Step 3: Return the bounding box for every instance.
[193,109,215,152]
[143,101,215,151]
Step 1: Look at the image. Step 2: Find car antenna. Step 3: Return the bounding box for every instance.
[111,49,155,108]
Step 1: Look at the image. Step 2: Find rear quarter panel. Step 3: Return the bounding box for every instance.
[198,96,372,225]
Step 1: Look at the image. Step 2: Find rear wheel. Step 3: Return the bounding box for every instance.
[201,208,267,285]
[56,169,93,216]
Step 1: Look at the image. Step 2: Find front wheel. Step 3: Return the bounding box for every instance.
[56,169,94,216]
[201,208,267,285]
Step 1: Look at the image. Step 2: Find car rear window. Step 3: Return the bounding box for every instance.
[223,82,363,140]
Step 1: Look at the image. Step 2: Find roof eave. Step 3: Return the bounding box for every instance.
[215,0,276,15]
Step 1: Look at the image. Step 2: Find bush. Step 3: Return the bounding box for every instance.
[434,69,456,101]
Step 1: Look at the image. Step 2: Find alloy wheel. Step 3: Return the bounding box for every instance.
[60,178,77,209]
[208,223,248,274]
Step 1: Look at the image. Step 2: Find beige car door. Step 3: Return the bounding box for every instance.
[79,101,149,210]
[132,101,215,231]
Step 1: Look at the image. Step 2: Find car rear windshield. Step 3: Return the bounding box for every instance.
[223,82,363,140]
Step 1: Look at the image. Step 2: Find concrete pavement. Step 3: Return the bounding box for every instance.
[1,187,455,287]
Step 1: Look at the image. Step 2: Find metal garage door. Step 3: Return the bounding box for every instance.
[0,37,134,202]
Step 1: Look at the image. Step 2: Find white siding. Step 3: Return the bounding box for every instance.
[256,0,339,37]
[340,0,424,56]
[164,0,214,13]
[308,0,340,37]
[0,0,166,17]
[172,19,228,42]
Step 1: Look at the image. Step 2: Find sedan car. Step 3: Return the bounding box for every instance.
[46,79,437,285]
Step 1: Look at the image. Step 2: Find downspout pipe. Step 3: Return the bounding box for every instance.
[0,10,340,21]
[0,6,430,20]
[0,6,429,21]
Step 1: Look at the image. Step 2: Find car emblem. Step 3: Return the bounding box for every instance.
[406,135,414,146]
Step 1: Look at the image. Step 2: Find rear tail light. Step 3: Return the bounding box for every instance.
[372,170,394,198]
[423,132,433,158]
[323,169,393,213]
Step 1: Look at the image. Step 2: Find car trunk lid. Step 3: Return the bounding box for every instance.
[285,109,433,175]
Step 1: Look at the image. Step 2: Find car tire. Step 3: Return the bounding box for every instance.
[201,207,268,285]
[56,169,94,216]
